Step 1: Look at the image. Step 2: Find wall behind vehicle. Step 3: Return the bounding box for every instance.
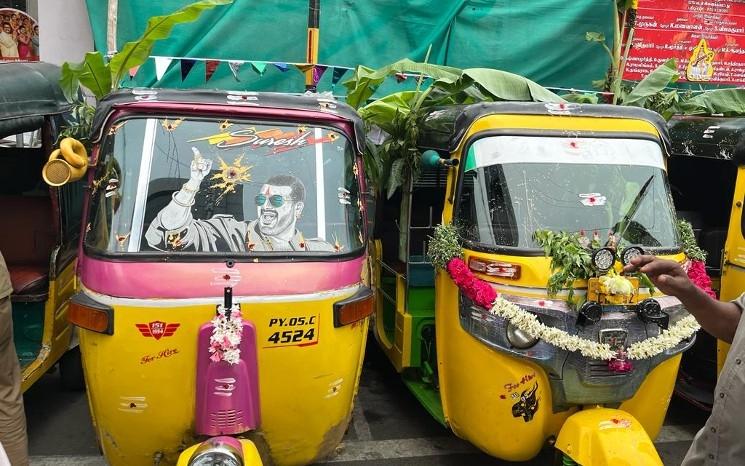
[83,0,615,96]
[38,0,93,66]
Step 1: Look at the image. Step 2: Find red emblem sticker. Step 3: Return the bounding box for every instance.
[136,321,180,340]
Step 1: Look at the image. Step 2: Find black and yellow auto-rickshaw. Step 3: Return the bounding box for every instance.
[667,115,745,410]
[0,61,84,391]
[371,102,695,464]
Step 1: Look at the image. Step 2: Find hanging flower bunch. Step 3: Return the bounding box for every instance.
[428,223,700,362]
[209,306,244,365]
[678,220,717,299]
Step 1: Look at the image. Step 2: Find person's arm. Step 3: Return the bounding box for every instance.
[624,255,742,343]
[152,147,211,231]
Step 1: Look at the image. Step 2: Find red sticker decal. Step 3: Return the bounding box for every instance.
[136,321,180,340]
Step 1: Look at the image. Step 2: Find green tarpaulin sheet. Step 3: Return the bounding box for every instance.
[85,0,615,97]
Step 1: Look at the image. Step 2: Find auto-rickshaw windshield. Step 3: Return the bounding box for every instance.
[85,117,363,255]
[457,135,678,250]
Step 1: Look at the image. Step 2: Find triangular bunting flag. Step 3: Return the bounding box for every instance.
[331,67,348,86]
[180,59,196,81]
[312,65,327,85]
[250,61,267,75]
[274,62,290,72]
[205,60,220,82]
[395,72,408,83]
[295,64,313,74]
[228,61,243,81]
[128,65,140,79]
[154,57,173,81]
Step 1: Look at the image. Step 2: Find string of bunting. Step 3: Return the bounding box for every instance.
[128,55,432,87]
[125,55,726,97]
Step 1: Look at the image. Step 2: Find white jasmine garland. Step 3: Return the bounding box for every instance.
[488,297,700,361]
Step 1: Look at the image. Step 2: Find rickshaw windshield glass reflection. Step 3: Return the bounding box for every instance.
[456,136,678,250]
[85,117,363,255]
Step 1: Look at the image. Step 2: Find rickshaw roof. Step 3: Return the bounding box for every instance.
[91,89,365,152]
[416,102,671,155]
[667,114,745,160]
[0,62,72,139]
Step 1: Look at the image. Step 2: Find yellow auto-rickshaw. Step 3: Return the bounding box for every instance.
[0,62,85,392]
[667,115,745,410]
[59,89,373,466]
[372,102,695,465]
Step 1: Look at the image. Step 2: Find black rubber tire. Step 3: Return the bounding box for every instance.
[59,347,85,391]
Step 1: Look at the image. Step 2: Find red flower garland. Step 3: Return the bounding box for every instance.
[446,258,497,308]
[687,260,717,299]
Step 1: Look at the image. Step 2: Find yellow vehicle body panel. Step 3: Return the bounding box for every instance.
[719,164,745,374]
[80,289,367,466]
[20,258,76,392]
[619,354,682,439]
[555,408,663,466]
[434,271,574,460]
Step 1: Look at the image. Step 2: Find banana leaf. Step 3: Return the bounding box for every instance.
[343,59,461,109]
[679,89,745,116]
[359,91,418,134]
[427,68,564,105]
[622,58,679,107]
[109,0,233,86]
[60,52,111,101]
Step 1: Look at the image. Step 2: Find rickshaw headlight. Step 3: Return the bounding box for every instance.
[592,247,616,273]
[188,438,244,466]
[506,323,539,349]
[620,245,645,266]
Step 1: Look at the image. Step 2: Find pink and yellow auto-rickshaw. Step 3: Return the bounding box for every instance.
[63,89,372,465]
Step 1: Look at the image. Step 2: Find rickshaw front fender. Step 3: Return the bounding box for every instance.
[555,407,663,466]
[176,438,263,466]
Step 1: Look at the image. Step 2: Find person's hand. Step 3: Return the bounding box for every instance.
[623,255,695,298]
[190,147,212,183]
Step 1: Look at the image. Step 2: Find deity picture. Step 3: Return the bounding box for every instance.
[0,8,39,62]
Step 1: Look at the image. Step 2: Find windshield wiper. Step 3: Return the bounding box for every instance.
[613,175,654,245]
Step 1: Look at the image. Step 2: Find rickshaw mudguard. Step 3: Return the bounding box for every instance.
[176,439,263,465]
[555,408,663,466]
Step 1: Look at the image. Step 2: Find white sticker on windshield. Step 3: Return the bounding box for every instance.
[579,193,606,206]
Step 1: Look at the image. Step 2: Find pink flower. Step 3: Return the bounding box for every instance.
[210,351,222,363]
[687,260,717,299]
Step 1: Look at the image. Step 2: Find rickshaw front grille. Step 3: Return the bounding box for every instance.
[211,409,244,429]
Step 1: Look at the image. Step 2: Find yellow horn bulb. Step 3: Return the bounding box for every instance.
[42,138,89,187]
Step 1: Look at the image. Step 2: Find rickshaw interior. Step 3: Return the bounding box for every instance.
[0,62,82,389]
[666,115,742,410]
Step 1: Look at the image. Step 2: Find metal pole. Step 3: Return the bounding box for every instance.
[305,0,320,92]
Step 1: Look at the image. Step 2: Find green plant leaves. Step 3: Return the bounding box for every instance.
[622,58,679,107]
[61,52,112,102]
[679,88,745,116]
[343,59,462,109]
[429,68,565,104]
[109,0,233,86]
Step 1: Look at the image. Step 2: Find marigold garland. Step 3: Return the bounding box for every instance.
[431,224,700,362]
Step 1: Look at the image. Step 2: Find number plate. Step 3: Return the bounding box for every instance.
[599,328,628,352]
[265,314,320,348]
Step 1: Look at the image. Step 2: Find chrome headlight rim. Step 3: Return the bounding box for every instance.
[188,438,244,466]
[506,321,540,349]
